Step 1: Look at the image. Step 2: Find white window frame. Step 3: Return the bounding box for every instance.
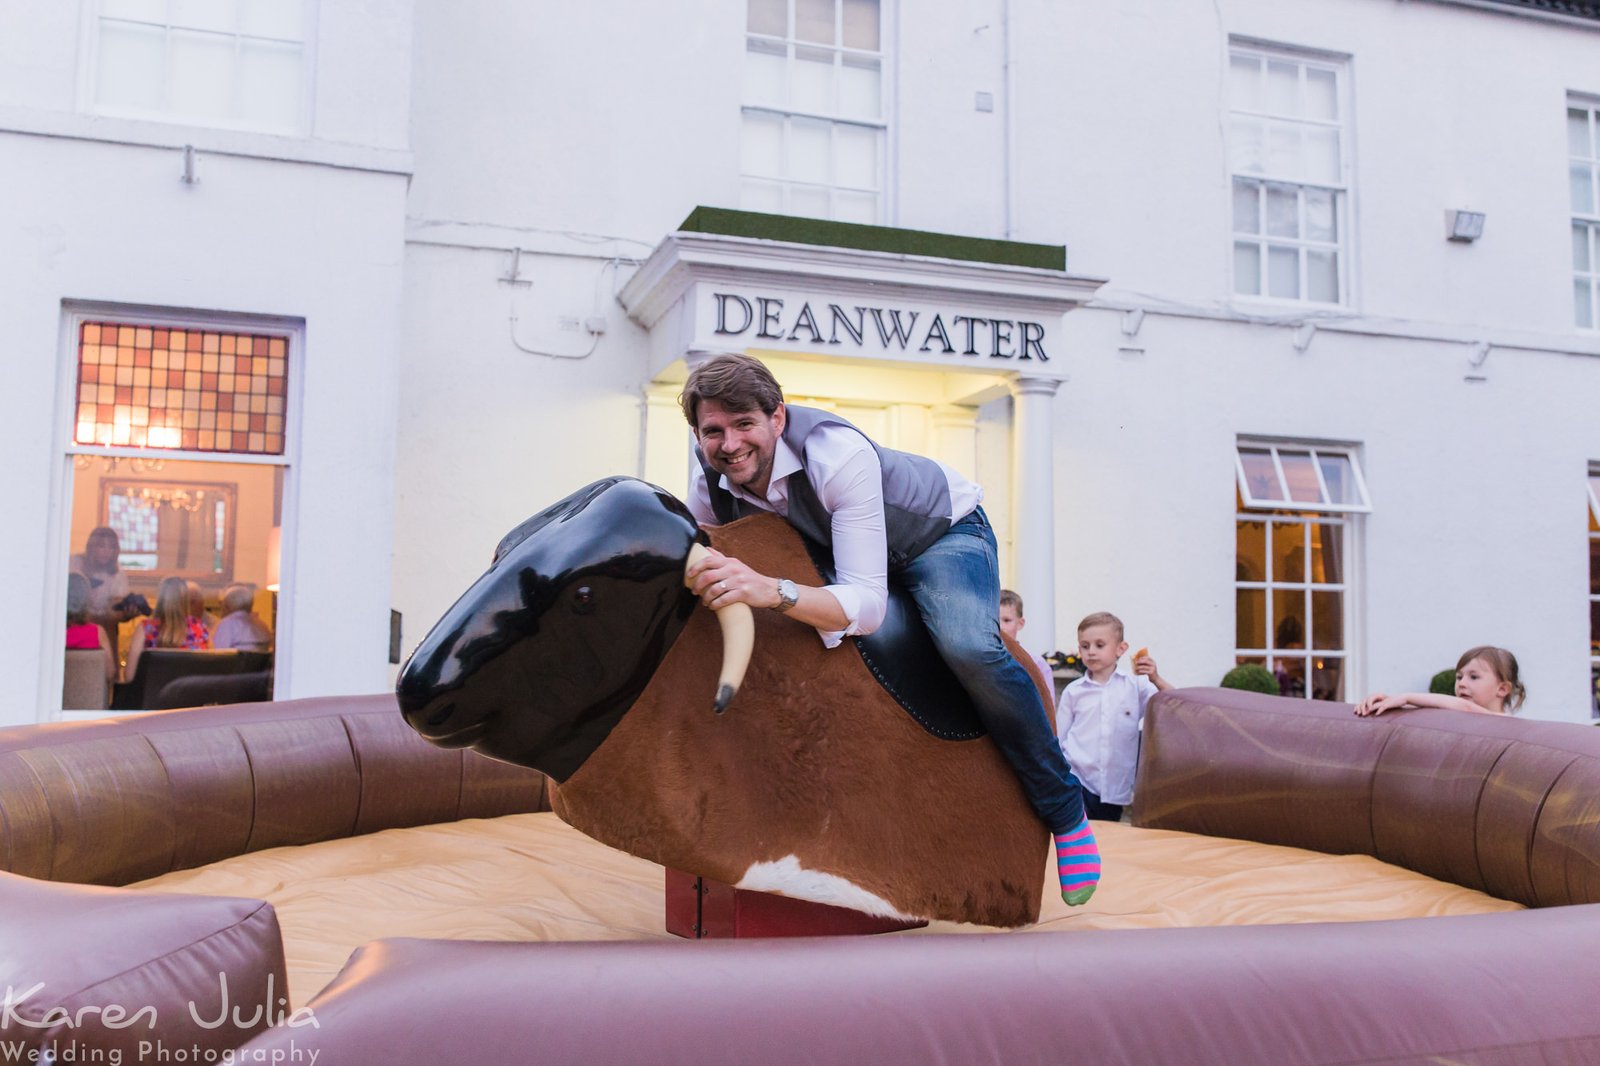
[1235,440,1367,703]
[42,302,303,723]
[1571,98,1600,331]
[1235,442,1372,514]
[79,0,317,136]
[1227,41,1352,307]
[740,0,890,223]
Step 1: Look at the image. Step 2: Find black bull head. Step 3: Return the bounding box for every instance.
[395,477,750,780]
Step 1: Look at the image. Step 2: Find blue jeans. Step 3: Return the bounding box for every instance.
[896,507,1086,834]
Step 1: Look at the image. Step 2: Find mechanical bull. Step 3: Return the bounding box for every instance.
[396,476,1055,926]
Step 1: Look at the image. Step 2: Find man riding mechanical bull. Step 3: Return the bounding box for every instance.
[678,354,1100,907]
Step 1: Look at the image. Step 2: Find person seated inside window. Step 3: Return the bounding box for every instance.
[124,576,212,682]
[212,583,273,653]
[65,572,117,684]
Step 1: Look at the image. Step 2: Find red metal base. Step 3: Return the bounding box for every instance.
[665,868,928,939]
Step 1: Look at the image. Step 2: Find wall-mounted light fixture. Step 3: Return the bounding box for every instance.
[1446,209,1485,242]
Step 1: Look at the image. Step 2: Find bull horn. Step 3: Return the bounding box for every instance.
[685,543,754,713]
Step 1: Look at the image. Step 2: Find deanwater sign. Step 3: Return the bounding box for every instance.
[704,290,1052,363]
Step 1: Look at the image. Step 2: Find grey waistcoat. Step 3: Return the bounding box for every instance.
[696,404,956,570]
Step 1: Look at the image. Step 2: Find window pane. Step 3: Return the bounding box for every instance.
[789,184,830,219]
[1305,128,1340,183]
[1305,68,1337,121]
[1265,184,1298,237]
[1304,188,1335,242]
[1273,589,1307,648]
[1232,179,1260,235]
[1309,521,1344,583]
[841,0,879,50]
[1578,279,1595,331]
[1229,118,1264,174]
[171,0,237,33]
[1570,107,1593,159]
[1265,60,1298,116]
[1274,655,1306,698]
[838,54,880,119]
[740,177,785,214]
[834,189,877,224]
[169,29,236,121]
[1316,454,1357,509]
[1307,250,1338,303]
[103,0,166,19]
[1233,242,1261,296]
[1311,657,1344,702]
[1279,453,1321,504]
[1229,53,1260,111]
[745,38,787,108]
[788,116,831,183]
[1575,223,1593,272]
[834,123,877,188]
[1311,591,1343,649]
[237,38,301,130]
[740,111,784,178]
[97,20,166,111]
[1236,588,1265,648]
[1266,123,1301,178]
[748,0,786,36]
[1237,519,1266,580]
[791,45,834,113]
[795,0,834,43]
[1273,520,1307,581]
[1238,449,1281,501]
[1267,246,1299,299]
[1572,163,1595,216]
[240,0,304,40]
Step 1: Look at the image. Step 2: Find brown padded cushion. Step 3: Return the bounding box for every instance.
[0,871,286,1060]
[1132,688,1600,907]
[0,694,549,885]
[239,907,1600,1065]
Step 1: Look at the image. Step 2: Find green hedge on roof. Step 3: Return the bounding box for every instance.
[678,207,1066,271]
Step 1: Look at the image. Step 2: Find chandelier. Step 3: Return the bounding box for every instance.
[129,486,208,513]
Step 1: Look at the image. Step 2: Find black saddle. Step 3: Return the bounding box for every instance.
[799,537,986,741]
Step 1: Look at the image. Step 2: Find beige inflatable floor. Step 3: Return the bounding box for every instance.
[134,813,1522,1008]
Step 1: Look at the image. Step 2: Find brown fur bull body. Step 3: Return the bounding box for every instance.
[551,512,1054,927]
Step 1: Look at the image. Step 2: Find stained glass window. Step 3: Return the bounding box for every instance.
[74,321,287,455]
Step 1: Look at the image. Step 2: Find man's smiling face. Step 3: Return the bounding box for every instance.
[694,398,786,498]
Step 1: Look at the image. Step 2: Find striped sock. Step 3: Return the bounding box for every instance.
[1055,818,1101,906]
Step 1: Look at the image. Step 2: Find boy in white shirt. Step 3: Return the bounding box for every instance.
[1057,612,1173,822]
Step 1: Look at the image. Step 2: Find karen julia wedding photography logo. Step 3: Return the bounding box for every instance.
[1,972,319,1066]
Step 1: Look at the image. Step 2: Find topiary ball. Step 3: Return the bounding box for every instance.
[1221,663,1279,695]
[1429,669,1456,695]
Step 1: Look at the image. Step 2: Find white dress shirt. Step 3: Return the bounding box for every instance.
[1056,669,1159,805]
[688,421,981,648]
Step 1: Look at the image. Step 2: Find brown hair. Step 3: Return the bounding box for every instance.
[999,589,1024,616]
[1457,645,1526,712]
[66,572,91,625]
[1077,611,1125,641]
[83,526,121,575]
[678,354,784,427]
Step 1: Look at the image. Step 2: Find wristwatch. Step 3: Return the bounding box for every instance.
[773,578,799,613]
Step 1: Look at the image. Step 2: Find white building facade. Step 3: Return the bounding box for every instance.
[4,0,1599,726]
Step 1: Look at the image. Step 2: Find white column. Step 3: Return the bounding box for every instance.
[1009,375,1060,654]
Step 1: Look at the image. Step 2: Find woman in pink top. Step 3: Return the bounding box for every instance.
[65,572,116,683]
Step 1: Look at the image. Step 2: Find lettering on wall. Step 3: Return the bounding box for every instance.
[711,293,1048,361]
